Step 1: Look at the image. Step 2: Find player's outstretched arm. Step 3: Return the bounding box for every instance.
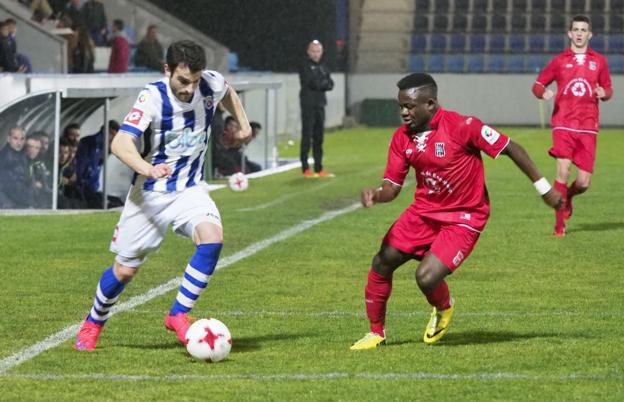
[221,86,252,147]
[500,140,562,210]
[111,131,172,179]
[361,180,401,208]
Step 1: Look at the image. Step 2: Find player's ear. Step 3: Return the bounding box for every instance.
[426,98,437,112]
[164,63,172,77]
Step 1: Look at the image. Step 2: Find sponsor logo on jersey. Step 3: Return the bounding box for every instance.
[563,78,592,97]
[589,61,597,70]
[165,127,207,156]
[421,171,452,194]
[435,142,445,157]
[452,250,465,267]
[124,108,144,125]
[481,125,500,145]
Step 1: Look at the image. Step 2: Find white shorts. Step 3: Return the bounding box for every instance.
[110,182,222,267]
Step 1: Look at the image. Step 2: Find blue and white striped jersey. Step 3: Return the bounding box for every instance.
[119,70,228,192]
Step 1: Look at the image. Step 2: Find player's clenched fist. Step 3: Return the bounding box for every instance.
[361,188,377,208]
[148,163,172,179]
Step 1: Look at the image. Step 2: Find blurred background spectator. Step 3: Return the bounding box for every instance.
[5,19,32,73]
[71,25,95,73]
[25,134,52,208]
[0,128,30,208]
[134,24,164,72]
[82,0,108,46]
[108,19,129,73]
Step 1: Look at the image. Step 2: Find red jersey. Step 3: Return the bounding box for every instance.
[534,48,612,133]
[383,107,510,231]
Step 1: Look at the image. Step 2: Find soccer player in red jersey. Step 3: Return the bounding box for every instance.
[350,73,562,350]
[532,15,613,237]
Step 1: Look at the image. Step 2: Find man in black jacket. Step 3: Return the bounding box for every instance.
[299,40,334,178]
[0,127,31,208]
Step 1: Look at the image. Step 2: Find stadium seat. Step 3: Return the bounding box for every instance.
[526,53,547,72]
[452,14,469,30]
[608,35,624,53]
[507,54,525,72]
[466,53,486,72]
[435,0,450,12]
[550,0,565,11]
[550,14,566,32]
[455,0,470,11]
[530,0,547,10]
[427,54,446,72]
[591,35,606,52]
[433,14,450,31]
[511,14,528,31]
[414,15,430,32]
[609,14,624,33]
[513,0,528,11]
[611,0,624,10]
[411,35,427,52]
[472,13,488,32]
[528,34,546,51]
[487,54,506,72]
[547,34,565,52]
[429,34,447,52]
[607,54,624,73]
[449,33,467,51]
[491,14,507,31]
[469,34,487,51]
[591,0,606,11]
[589,14,606,33]
[509,34,526,52]
[416,0,430,12]
[447,54,465,72]
[492,0,509,12]
[409,54,426,72]
[489,33,506,52]
[569,0,586,12]
[530,14,546,31]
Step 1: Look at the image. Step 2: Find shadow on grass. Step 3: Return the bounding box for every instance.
[389,330,558,347]
[571,222,624,233]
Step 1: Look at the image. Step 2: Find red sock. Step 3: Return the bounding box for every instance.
[365,269,392,337]
[425,280,452,310]
[554,181,567,229]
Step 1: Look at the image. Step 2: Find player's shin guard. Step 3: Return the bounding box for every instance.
[365,269,392,337]
[424,280,452,311]
[554,180,567,234]
[87,266,126,325]
[169,243,223,316]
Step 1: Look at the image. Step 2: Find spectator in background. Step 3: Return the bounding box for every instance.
[72,25,95,73]
[134,25,164,72]
[0,21,24,73]
[30,0,53,23]
[0,127,30,207]
[33,130,53,170]
[57,136,83,208]
[82,0,107,46]
[62,0,83,30]
[299,39,334,178]
[49,0,70,20]
[108,19,129,73]
[5,19,32,73]
[213,116,262,176]
[25,134,52,207]
[63,122,81,144]
[75,120,119,208]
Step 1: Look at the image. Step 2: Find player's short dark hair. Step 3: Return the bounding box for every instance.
[26,133,42,143]
[63,123,80,137]
[5,18,16,26]
[33,130,49,139]
[166,40,206,74]
[59,137,71,147]
[250,121,262,130]
[113,19,124,31]
[224,116,237,126]
[397,73,438,97]
[570,14,591,30]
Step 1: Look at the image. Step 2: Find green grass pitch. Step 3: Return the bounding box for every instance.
[0,127,622,401]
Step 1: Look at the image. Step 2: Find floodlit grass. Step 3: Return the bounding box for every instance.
[0,127,622,401]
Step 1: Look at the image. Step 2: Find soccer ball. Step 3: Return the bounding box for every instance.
[228,172,248,192]
[185,318,232,362]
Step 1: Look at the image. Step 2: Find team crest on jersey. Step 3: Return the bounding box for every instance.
[435,142,445,157]
[138,92,149,104]
[124,108,144,125]
[204,96,214,109]
[481,125,500,145]
[589,61,597,70]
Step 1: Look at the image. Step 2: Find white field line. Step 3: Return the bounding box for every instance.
[125,309,624,318]
[1,371,619,382]
[0,202,362,375]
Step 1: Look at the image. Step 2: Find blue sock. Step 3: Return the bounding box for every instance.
[87,266,126,325]
[169,243,223,316]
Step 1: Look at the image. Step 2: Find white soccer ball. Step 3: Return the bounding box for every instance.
[228,172,249,192]
[185,318,232,362]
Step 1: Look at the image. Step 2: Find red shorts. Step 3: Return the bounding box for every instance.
[383,209,481,272]
[549,129,597,173]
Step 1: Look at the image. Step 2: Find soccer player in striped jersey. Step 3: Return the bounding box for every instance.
[74,40,252,351]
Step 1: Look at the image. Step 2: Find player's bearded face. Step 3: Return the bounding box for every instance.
[169,64,202,103]
[398,88,436,132]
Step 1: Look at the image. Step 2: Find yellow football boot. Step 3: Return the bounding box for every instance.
[350,332,386,350]
[423,301,454,345]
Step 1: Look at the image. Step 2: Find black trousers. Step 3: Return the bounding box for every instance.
[300,105,325,172]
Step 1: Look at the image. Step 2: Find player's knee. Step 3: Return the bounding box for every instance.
[575,178,591,192]
[194,222,223,245]
[113,262,139,283]
[415,267,437,292]
[371,253,396,277]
